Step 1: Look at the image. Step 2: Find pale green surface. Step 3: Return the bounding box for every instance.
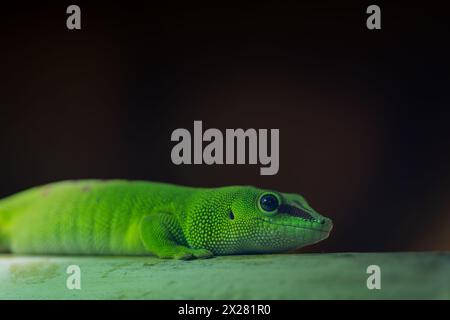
[0,252,448,300]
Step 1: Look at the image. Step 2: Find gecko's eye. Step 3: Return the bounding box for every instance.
[259,194,280,213]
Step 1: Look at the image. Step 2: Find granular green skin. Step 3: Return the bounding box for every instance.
[0,180,332,259]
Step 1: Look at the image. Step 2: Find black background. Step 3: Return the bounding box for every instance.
[1,1,449,252]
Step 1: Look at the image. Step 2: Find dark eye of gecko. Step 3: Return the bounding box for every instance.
[259,194,279,212]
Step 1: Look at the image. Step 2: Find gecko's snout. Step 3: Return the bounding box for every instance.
[321,217,333,232]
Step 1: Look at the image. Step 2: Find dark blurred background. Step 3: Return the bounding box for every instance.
[1,1,449,252]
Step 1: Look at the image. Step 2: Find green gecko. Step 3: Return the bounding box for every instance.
[0,180,332,259]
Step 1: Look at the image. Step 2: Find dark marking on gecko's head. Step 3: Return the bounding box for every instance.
[277,203,322,223]
[186,186,333,255]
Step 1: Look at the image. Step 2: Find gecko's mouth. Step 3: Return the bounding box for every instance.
[256,217,332,233]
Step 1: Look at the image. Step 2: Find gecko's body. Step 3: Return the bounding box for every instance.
[0,180,332,259]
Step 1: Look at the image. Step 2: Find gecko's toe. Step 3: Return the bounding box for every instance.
[191,249,213,259]
[173,252,195,260]
[157,248,213,260]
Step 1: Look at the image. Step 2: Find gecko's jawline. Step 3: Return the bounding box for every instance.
[256,218,331,233]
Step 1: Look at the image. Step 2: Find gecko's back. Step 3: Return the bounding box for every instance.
[0,180,194,255]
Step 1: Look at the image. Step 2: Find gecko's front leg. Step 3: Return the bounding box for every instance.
[139,214,213,260]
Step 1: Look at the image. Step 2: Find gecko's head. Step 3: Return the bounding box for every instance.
[185,186,333,255]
